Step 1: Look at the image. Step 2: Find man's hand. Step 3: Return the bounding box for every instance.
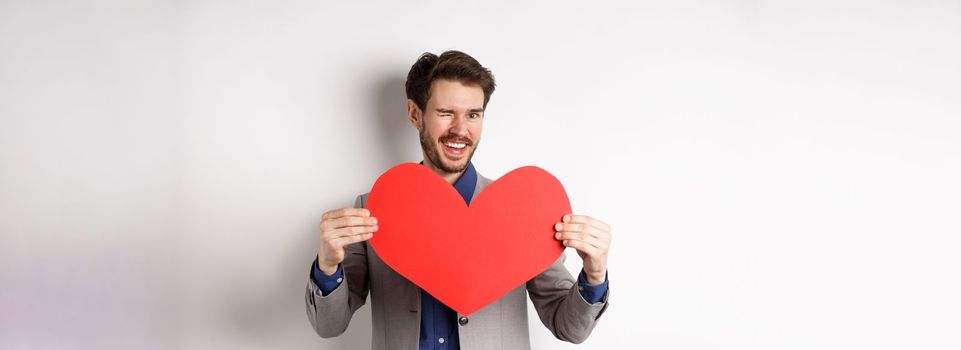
[554,214,611,285]
[317,208,378,275]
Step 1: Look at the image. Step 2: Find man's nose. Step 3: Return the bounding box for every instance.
[449,114,469,136]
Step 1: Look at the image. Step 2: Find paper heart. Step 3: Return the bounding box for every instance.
[365,163,571,316]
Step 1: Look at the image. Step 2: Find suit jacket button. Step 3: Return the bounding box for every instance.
[458,316,469,326]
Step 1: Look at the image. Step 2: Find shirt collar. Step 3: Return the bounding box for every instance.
[419,160,477,204]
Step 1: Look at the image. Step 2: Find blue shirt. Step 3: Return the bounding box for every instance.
[310,161,609,349]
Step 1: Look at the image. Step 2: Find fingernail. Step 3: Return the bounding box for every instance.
[563,215,571,222]
[371,218,378,224]
[555,223,563,231]
[554,232,561,239]
[364,209,370,216]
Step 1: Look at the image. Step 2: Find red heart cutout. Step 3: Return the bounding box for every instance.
[366,163,571,316]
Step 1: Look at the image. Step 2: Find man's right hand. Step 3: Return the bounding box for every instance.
[317,208,378,275]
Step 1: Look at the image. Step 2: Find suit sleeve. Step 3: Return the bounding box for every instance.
[526,253,610,344]
[304,195,371,338]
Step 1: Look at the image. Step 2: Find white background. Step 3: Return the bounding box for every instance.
[2,1,959,349]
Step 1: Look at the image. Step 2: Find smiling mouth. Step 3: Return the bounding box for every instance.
[441,140,470,157]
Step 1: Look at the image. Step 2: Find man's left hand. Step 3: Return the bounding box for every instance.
[554,214,611,285]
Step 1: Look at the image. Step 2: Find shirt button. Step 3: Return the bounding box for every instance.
[438,337,445,344]
[336,278,343,283]
[458,316,469,326]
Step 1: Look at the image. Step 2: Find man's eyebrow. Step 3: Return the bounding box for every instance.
[434,108,485,113]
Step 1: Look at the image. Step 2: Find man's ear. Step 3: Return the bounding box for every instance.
[407,99,422,130]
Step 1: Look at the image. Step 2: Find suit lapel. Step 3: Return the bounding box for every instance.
[471,172,492,204]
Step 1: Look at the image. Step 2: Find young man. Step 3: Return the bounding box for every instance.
[305,50,612,349]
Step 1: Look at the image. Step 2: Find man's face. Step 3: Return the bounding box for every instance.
[410,79,485,174]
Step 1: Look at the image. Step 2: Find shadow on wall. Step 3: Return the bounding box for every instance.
[224,74,415,349]
[375,76,420,166]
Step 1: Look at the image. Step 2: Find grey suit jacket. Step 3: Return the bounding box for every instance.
[305,172,610,349]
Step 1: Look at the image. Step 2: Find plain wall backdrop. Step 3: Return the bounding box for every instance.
[1,0,959,349]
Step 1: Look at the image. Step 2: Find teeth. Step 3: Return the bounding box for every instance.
[445,142,466,149]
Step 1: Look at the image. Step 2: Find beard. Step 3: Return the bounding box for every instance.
[418,123,478,174]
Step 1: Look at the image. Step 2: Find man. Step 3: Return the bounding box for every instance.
[305,50,612,349]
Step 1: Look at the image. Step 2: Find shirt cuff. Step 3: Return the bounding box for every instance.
[576,269,609,305]
[311,258,344,296]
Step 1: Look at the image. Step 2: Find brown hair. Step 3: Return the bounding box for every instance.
[405,50,496,112]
